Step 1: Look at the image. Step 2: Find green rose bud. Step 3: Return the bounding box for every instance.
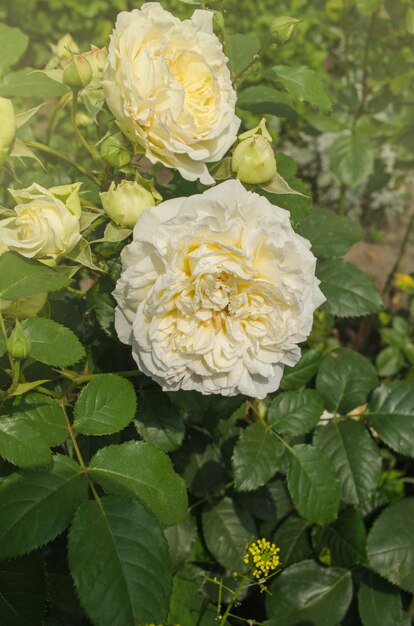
[63,54,93,90]
[232,118,277,185]
[100,180,158,229]
[271,16,300,45]
[6,320,32,359]
[100,133,132,168]
[0,97,16,166]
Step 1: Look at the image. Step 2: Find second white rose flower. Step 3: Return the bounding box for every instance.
[103,3,240,184]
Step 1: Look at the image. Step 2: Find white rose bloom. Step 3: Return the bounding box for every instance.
[0,183,82,260]
[103,3,240,185]
[114,180,325,399]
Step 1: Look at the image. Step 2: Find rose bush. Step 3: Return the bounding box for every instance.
[114,179,324,397]
[103,2,240,184]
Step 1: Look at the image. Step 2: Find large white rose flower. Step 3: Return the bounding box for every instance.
[0,183,81,261]
[114,180,325,398]
[103,3,240,185]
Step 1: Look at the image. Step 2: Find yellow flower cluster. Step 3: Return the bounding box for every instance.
[243,538,280,579]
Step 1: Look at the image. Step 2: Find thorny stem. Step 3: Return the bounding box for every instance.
[233,37,273,83]
[70,91,101,161]
[47,91,72,143]
[26,140,100,186]
[57,368,142,384]
[219,578,246,626]
[382,211,414,296]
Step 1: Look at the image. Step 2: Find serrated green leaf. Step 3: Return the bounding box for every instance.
[376,346,405,377]
[0,252,69,300]
[135,394,185,452]
[287,444,340,525]
[368,382,414,457]
[0,455,88,560]
[268,389,324,437]
[202,497,256,570]
[21,318,85,367]
[165,516,197,572]
[227,33,261,77]
[268,65,331,112]
[237,86,297,119]
[0,24,29,75]
[297,208,362,257]
[316,348,378,414]
[280,349,323,390]
[317,259,383,317]
[68,496,172,626]
[73,374,136,435]
[273,516,310,567]
[0,555,46,626]
[330,133,374,188]
[314,420,381,506]
[89,441,187,526]
[0,68,67,99]
[367,498,414,592]
[266,560,352,625]
[313,507,367,568]
[358,570,410,626]
[232,423,284,492]
[0,417,52,468]
[10,393,67,446]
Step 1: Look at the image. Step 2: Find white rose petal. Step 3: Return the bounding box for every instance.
[114,180,325,399]
[103,3,240,184]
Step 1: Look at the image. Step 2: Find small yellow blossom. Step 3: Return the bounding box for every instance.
[243,538,281,579]
[395,273,414,294]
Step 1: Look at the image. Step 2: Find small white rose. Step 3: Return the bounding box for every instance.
[100,180,158,229]
[113,179,325,398]
[103,3,240,185]
[0,183,82,261]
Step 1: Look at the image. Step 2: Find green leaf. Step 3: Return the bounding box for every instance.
[10,393,67,446]
[73,374,136,435]
[316,348,378,414]
[273,516,311,567]
[317,259,383,317]
[268,389,324,437]
[287,444,340,525]
[237,86,297,119]
[297,208,362,258]
[0,252,69,300]
[261,172,307,196]
[376,346,405,377]
[135,393,185,452]
[173,431,226,498]
[21,318,85,367]
[330,133,374,188]
[165,517,197,571]
[368,382,414,457]
[313,507,367,568]
[202,497,256,570]
[227,33,261,77]
[0,24,29,75]
[68,496,172,626]
[367,498,414,592]
[266,561,352,625]
[280,348,323,390]
[0,68,67,99]
[0,455,88,560]
[168,566,217,626]
[0,555,46,626]
[89,441,188,527]
[232,423,284,492]
[0,417,52,468]
[268,65,331,112]
[358,571,410,626]
[314,420,381,506]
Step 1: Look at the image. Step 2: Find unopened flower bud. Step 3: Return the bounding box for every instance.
[100,180,158,229]
[271,16,300,45]
[232,119,277,185]
[100,133,132,168]
[83,45,108,78]
[0,97,16,166]
[63,54,92,90]
[6,320,32,359]
[55,34,79,61]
